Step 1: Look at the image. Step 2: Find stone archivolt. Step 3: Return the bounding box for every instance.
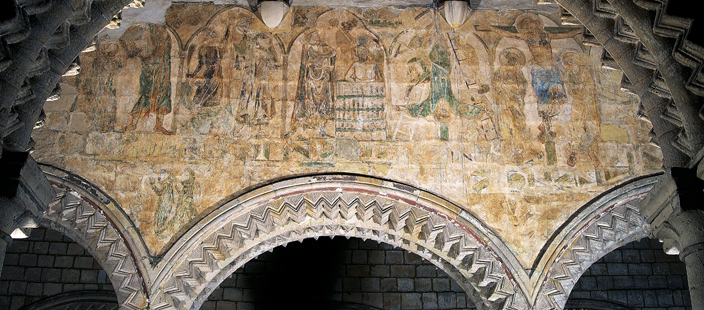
[533,176,656,309]
[18,291,119,310]
[149,175,528,310]
[41,173,149,309]
[37,168,659,310]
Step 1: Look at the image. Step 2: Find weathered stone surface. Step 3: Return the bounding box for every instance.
[32,5,661,268]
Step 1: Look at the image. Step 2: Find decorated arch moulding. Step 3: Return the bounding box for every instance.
[532,175,658,309]
[148,174,530,310]
[37,166,660,310]
[18,291,119,310]
[40,165,150,310]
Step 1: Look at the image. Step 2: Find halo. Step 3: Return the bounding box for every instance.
[499,47,526,66]
[514,12,541,30]
[560,49,584,65]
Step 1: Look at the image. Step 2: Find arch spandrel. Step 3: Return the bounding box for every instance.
[32,4,661,270]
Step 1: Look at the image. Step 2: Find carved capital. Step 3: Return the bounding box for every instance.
[639,168,704,255]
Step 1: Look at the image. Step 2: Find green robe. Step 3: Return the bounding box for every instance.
[131,25,172,116]
[407,43,481,119]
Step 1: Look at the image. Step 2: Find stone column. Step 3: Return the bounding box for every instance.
[681,241,704,309]
[0,156,54,275]
[674,209,704,310]
[0,232,9,276]
[640,167,704,309]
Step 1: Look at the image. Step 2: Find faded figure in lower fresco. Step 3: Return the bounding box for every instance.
[119,24,174,135]
[294,31,337,125]
[172,168,197,230]
[563,51,601,167]
[186,29,222,108]
[151,169,175,235]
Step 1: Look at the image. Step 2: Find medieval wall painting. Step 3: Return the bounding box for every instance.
[33,6,663,267]
[119,24,175,135]
[289,10,388,141]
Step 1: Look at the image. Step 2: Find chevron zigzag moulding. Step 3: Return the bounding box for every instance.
[42,184,148,310]
[34,170,658,310]
[534,194,652,310]
[152,189,528,310]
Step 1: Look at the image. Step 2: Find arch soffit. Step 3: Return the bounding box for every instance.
[18,291,118,310]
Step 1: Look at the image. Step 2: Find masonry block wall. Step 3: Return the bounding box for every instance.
[203,237,476,310]
[0,228,113,310]
[569,238,691,310]
[0,230,692,310]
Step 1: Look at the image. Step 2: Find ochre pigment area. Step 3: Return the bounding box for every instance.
[32,5,662,266]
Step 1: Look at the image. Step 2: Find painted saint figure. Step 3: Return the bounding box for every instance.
[344,38,383,83]
[151,169,175,235]
[493,48,528,140]
[563,51,600,167]
[406,43,483,121]
[294,31,337,124]
[173,168,197,230]
[480,14,581,164]
[76,41,123,132]
[187,29,222,107]
[242,33,280,126]
[119,24,173,135]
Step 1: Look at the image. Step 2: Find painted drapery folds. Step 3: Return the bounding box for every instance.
[33,6,662,266]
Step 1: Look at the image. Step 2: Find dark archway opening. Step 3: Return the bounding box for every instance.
[203,236,477,310]
[567,237,691,310]
[0,227,115,310]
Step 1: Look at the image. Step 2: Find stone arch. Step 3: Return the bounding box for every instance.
[565,299,635,310]
[550,0,703,166]
[38,165,149,310]
[532,175,659,310]
[149,174,529,310]
[18,291,118,310]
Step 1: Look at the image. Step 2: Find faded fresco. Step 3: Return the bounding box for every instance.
[33,6,662,266]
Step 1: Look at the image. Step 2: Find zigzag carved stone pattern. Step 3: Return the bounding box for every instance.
[42,184,148,310]
[151,190,528,310]
[535,194,652,310]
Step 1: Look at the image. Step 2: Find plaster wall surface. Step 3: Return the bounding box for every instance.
[31,3,661,267]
